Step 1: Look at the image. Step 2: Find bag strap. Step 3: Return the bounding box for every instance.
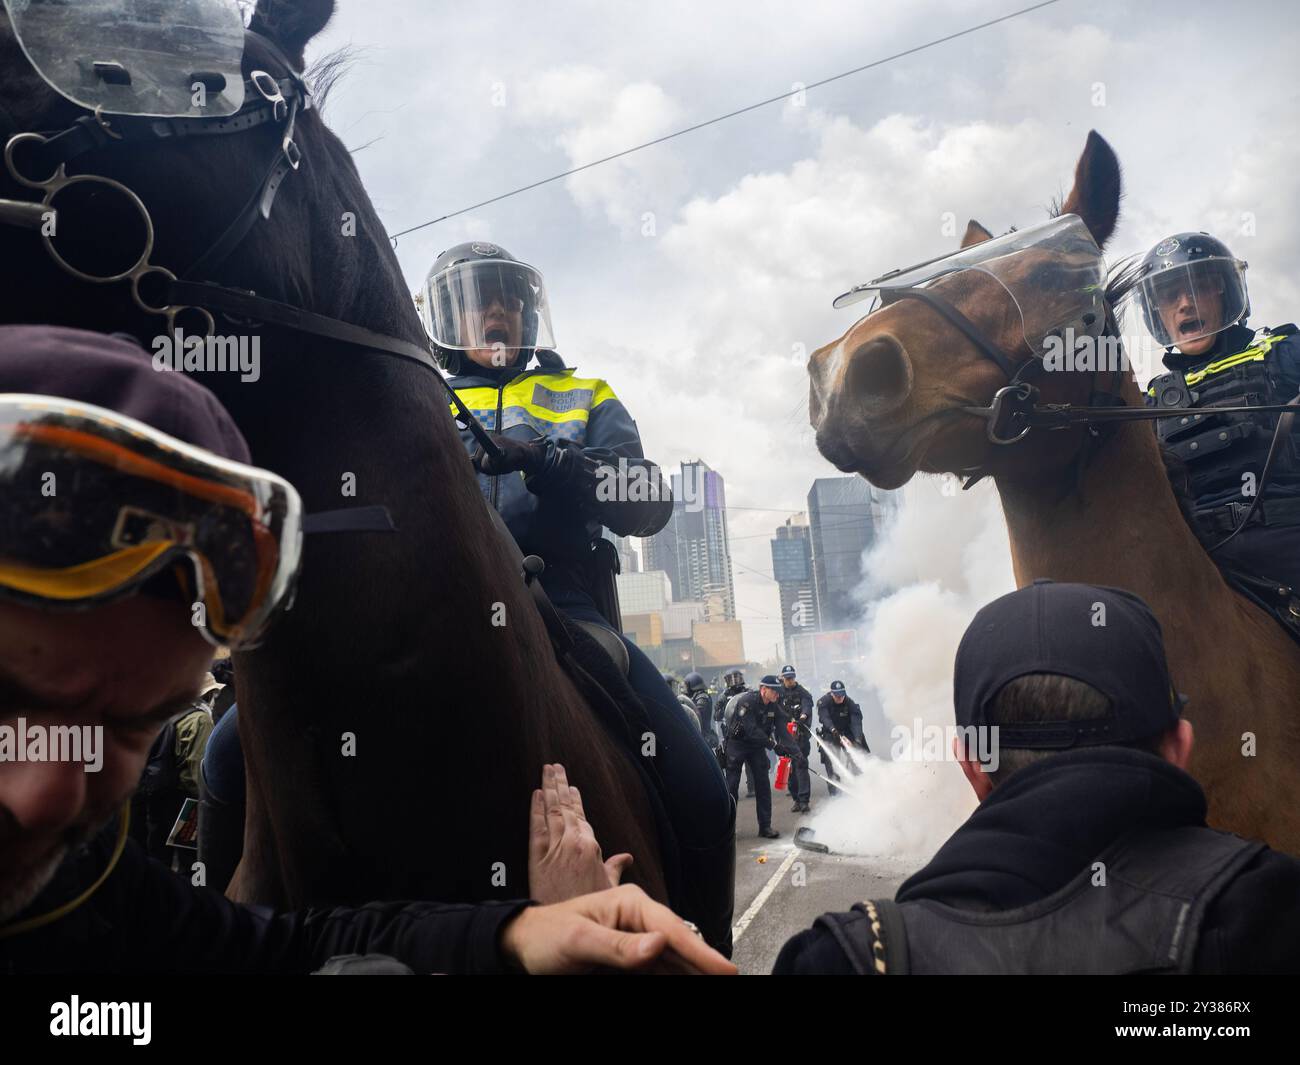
[814,898,910,975]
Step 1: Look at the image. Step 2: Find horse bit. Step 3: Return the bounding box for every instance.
[0,29,504,463]
[872,283,1300,553]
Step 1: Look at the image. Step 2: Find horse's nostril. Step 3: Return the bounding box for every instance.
[845,334,911,411]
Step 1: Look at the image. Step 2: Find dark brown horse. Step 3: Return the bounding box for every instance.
[0,0,687,917]
[809,131,1300,854]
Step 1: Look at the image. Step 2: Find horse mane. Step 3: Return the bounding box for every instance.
[240,33,427,350]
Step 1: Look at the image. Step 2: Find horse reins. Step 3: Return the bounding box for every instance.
[0,30,504,464]
[879,285,1300,552]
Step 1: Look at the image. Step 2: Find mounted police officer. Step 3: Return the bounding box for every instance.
[421,242,736,944]
[723,676,783,839]
[816,680,867,797]
[1131,233,1300,593]
[775,581,1300,974]
[776,665,814,813]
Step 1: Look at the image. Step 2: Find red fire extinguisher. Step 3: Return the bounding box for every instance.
[774,755,792,791]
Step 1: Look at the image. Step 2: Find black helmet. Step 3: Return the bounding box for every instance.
[662,673,680,693]
[417,241,555,374]
[1122,232,1249,350]
[723,669,744,689]
[684,671,705,693]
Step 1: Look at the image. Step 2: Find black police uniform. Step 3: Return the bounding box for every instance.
[777,681,814,807]
[687,686,716,748]
[717,683,757,789]
[1146,321,1300,592]
[815,691,866,796]
[723,690,779,834]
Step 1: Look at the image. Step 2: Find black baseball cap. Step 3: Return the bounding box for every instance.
[759,674,782,691]
[829,680,846,693]
[954,580,1185,750]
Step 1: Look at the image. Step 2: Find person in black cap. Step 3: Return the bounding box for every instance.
[0,325,733,976]
[774,579,1300,974]
[722,676,784,839]
[816,680,867,797]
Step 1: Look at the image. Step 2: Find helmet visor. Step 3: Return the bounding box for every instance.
[834,214,1107,357]
[1119,258,1248,348]
[3,0,248,118]
[422,259,556,354]
[0,394,302,648]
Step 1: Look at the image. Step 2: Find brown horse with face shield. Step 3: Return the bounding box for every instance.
[808,131,1300,855]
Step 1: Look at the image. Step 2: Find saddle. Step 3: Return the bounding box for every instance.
[1220,566,1300,647]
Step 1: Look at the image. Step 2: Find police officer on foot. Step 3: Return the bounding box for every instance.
[683,672,716,749]
[774,580,1300,974]
[816,680,867,797]
[777,665,814,813]
[723,676,784,839]
[716,670,753,787]
[1130,232,1300,592]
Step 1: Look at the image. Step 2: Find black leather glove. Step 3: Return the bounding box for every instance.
[471,433,548,477]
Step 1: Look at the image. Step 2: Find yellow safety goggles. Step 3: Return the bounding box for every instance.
[0,393,302,648]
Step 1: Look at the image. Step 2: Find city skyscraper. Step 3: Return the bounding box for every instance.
[770,514,818,650]
[807,476,897,631]
[641,460,736,621]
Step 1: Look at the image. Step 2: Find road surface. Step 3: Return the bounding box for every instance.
[728,785,920,975]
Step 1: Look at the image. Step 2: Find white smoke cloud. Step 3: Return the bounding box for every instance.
[805,477,1013,859]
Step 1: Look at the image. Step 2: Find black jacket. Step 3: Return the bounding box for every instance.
[688,690,715,740]
[449,352,672,576]
[816,693,865,747]
[773,748,1300,974]
[777,683,813,731]
[725,690,778,748]
[0,819,531,974]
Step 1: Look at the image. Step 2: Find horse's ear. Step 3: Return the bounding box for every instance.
[1060,130,1122,249]
[961,220,993,249]
[249,0,336,69]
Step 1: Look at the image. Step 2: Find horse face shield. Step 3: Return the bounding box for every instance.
[833,214,1108,363]
[3,0,249,119]
[0,394,303,650]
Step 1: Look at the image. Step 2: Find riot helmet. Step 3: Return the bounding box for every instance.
[1120,232,1249,351]
[418,242,555,374]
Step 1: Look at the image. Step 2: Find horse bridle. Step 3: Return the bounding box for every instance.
[877,283,1300,552]
[0,29,504,463]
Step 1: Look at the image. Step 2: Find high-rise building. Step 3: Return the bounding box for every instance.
[770,514,819,650]
[641,460,736,621]
[807,477,897,631]
[604,531,640,574]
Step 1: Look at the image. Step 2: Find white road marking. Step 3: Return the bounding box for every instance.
[732,848,798,944]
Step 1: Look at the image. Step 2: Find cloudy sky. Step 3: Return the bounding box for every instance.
[305,0,1300,661]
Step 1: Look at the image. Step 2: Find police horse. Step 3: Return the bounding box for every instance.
[808,131,1300,855]
[0,0,733,946]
